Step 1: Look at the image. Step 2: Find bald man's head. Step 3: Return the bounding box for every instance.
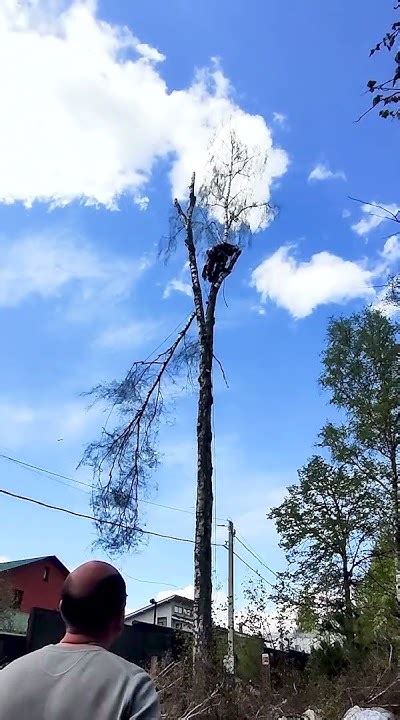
[60,561,126,639]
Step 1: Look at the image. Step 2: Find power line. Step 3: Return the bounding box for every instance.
[0,487,193,543]
[0,453,198,517]
[123,572,179,589]
[0,453,91,489]
[104,558,180,590]
[0,487,225,548]
[0,451,225,520]
[233,550,275,588]
[143,312,195,363]
[235,533,279,579]
[139,498,196,516]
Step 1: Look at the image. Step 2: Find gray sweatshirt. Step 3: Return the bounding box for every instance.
[0,644,160,719]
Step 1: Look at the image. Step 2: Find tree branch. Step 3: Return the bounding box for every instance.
[213,353,229,388]
[80,312,196,551]
[175,173,206,334]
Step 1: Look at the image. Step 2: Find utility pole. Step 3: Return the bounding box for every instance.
[226,519,235,674]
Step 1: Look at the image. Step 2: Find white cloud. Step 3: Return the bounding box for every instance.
[351,201,400,236]
[308,163,346,182]
[0,233,146,308]
[251,246,375,319]
[272,112,287,127]
[250,304,266,316]
[0,1,288,216]
[163,279,192,299]
[163,262,193,299]
[135,43,165,64]
[342,209,351,219]
[0,398,99,448]
[381,235,400,263]
[0,556,10,564]
[156,584,194,602]
[58,402,100,441]
[133,195,150,211]
[96,319,160,350]
[0,402,35,447]
[163,278,192,299]
[371,235,400,318]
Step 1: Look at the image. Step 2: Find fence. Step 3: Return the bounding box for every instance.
[0,632,26,665]
[26,608,181,668]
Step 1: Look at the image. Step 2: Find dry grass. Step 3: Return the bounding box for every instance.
[154,653,400,720]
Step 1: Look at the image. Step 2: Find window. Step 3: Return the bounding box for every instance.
[157,617,167,627]
[183,607,192,617]
[174,605,183,614]
[13,589,24,609]
[172,620,183,630]
[43,566,50,582]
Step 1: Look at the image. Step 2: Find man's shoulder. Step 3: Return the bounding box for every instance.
[99,648,147,678]
[0,646,49,676]
[0,645,149,686]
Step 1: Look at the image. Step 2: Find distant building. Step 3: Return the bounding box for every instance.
[290,629,318,653]
[0,556,69,633]
[125,595,194,632]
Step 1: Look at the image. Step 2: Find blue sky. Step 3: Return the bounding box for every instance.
[0,0,398,616]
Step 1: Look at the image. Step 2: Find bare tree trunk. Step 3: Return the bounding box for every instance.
[342,553,354,644]
[192,268,240,679]
[391,450,400,619]
[174,175,205,333]
[175,176,214,678]
[175,168,242,681]
[84,133,269,678]
[193,310,214,679]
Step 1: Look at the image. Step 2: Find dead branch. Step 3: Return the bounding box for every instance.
[348,197,400,224]
[158,677,183,697]
[213,353,229,388]
[178,688,220,720]
[103,312,195,459]
[367,675,400,703]
[155,661,181,681]
[80,312,195,551]
[174,174,206,333]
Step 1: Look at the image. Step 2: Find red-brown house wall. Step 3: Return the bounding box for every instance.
[5,560,68,613]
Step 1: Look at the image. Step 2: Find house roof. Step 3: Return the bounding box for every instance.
[0,556,69,575]
[126,594,193,619]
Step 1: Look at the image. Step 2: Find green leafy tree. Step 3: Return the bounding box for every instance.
[320,309,399,614]
[296,592,320,634]
[355,535,396,645]
[269,456,382,644]
[269,456,380,641]
[239,579,277,644]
